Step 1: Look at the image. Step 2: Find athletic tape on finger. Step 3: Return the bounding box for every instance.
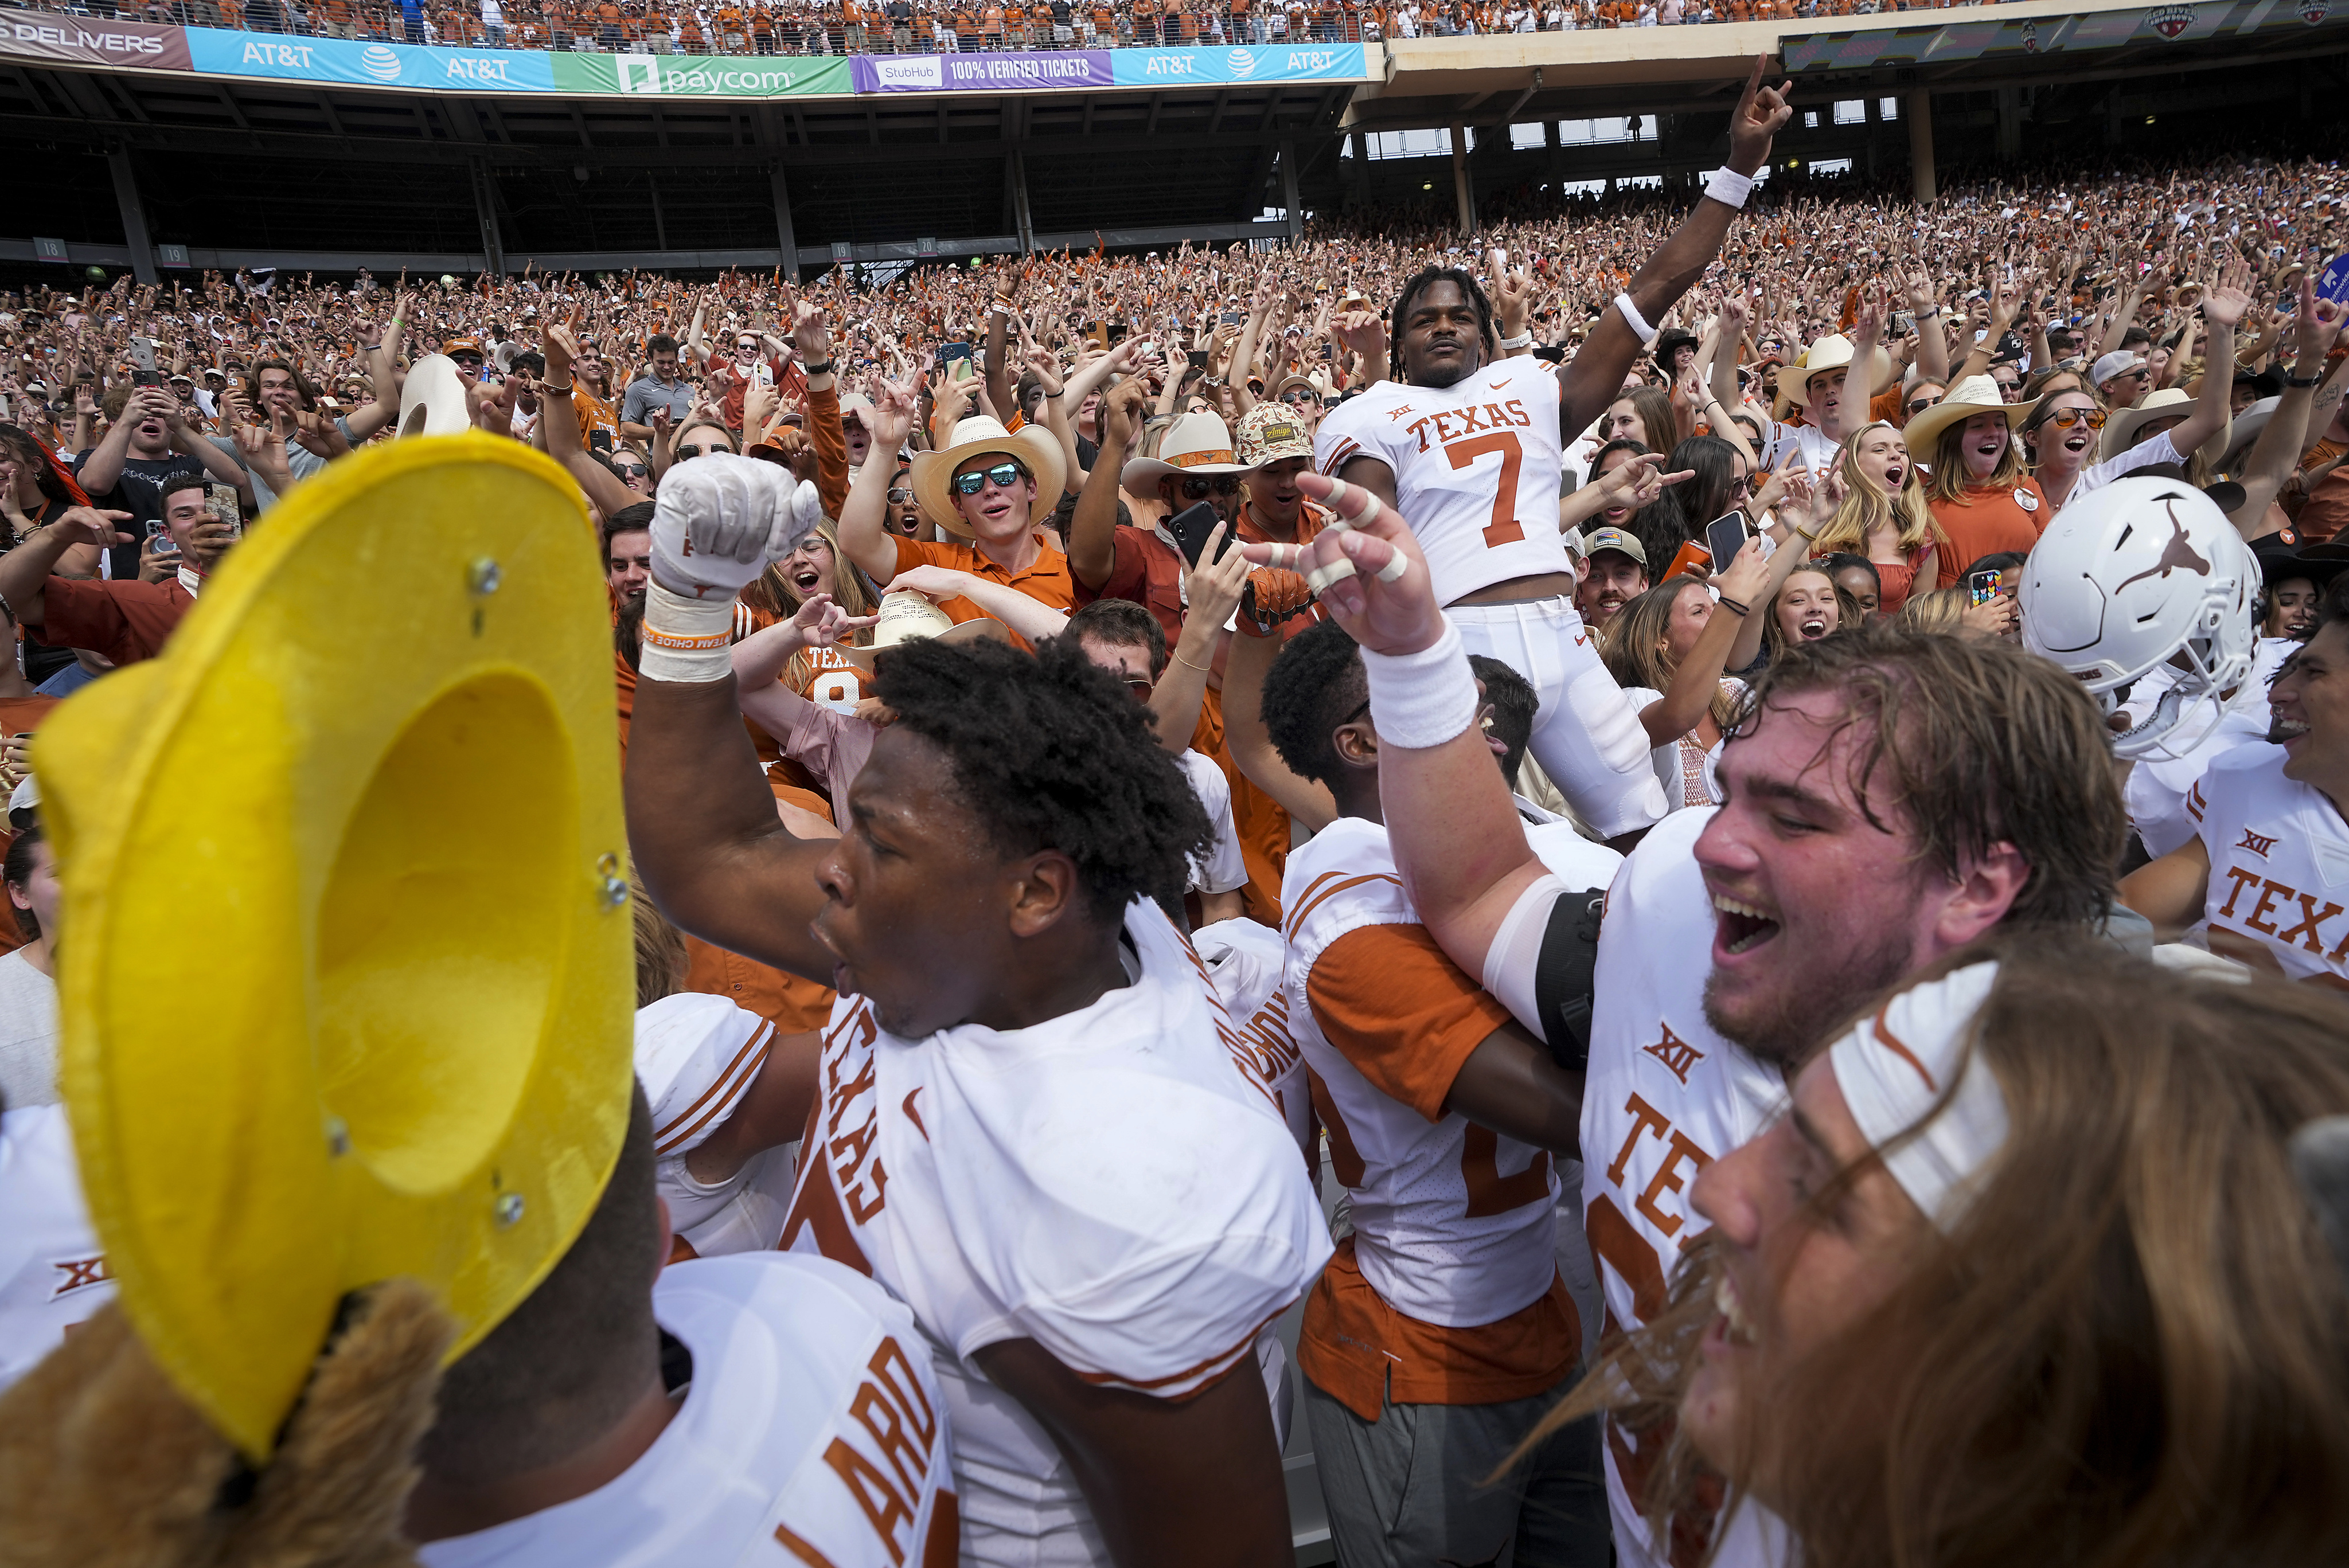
[1305,557,1357,595]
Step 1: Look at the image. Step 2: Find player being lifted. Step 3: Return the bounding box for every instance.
[1312,60,1793,842]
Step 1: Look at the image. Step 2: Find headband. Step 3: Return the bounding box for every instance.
[1826,962,2010,1232]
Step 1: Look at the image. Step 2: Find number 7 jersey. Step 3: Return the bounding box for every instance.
[1314,360,1571,605]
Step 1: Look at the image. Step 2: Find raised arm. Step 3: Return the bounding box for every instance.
[1070,378,1150,592]
[1219,615,1336,832]
[1906,270,1950,384]
[2161,263,2247,464]
[0,506,132,628]
[541,324,639,518]
[1145,526,1248,756]
[625,455,838,980]
[836,377,919,586]
[1637,537,1771,746]
[2227,285,2346,536]
[1555,59,1791,440]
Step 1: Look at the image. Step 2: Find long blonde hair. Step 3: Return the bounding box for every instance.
[1509,936,2349,1568]
[738,519,878,690]
[1810,423,1943,558]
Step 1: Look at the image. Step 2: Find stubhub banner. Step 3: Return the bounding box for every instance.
[163,28,1367,96]
[186,28,554,89]
[854,42,1369,92]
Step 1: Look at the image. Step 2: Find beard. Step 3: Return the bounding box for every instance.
[1701,918,1917,1076]
[1413,358,1471,389]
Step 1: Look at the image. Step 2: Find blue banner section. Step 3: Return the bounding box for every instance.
[1108,42,1369,85]
[178,29,1365,95]
[185,28,554,91]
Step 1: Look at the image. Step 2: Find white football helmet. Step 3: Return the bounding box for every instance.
[2019,476,2256,759]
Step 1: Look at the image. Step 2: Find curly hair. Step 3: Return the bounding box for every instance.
[871,636,1211,923]
[1262,617,1367,788]
[1387,266,1497,385]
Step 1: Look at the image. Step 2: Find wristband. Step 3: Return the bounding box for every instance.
[1359,621,1478,751]
[1715,594,1751,617]
[1613,292,1657,343]
[639,582,738,683]
[1497,330,1534,350]
[1703,166,1754,210]
[2286,372,2322,388]
[801,359,834,378]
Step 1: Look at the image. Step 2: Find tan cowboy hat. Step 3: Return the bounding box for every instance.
[910,415,1067,540]
[1902,374,2037,458]
[2099,386,2230,467]
[1122,410,1254,491]
[397,353,474,437]
[1784,334,1893,412]
[2216,395,2279,475]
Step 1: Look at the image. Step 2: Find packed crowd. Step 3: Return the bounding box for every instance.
[3,84,2349,1568]
[30,0,2000,54]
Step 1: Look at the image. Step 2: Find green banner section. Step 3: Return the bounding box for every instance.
[549,51,851,96]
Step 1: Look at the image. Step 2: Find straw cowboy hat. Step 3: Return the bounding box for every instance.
[1782,333,1894,412]
[2100,386,2231,468]
[1902,374,2038,458]
[36,433,632,1458]
[1122,410,1255,491]
[910,415,1066,539]
[2215,395,2278,475]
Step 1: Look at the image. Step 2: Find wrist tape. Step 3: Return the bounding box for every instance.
[1360,620,1478,750]
[639,582,736,684]
[1613,291,1658,344]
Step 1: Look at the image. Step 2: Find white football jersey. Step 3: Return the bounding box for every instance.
[637,993,800,1258]
[419,1253,955,1568]
[1314,359,1570,604]
[1194,917,1312,1164]
[0,1105,114,1390]
[2124,698,2272,860]
[2188,744,2349,986]
[1581,807,1790,1568]
[1284,817,1559,1328]
[778,899,1332,1565]
[1176,749,1250,898]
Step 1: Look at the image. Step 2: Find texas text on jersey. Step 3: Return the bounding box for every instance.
[778,897,1333,1563]
[2188,744,2349,988]
[417,1253,957,1568]
[1313,361,1570,607]
[1581,808,1792,1568]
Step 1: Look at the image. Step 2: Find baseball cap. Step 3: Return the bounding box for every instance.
[1236,402,1313,466]
[2091,350,2147,387]
[441,336,485,359]
[1583,526,1646,566]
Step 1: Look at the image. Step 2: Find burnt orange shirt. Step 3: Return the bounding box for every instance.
[1930,477,2050,588]
[889,533,1075,629]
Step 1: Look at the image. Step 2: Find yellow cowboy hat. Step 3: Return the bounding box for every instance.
[40,434,634,1459]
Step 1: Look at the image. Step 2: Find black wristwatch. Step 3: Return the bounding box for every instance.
[802,359,835,378]
[2286,371,2323,388]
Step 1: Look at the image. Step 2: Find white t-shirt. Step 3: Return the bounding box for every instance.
[1176,749,1250,898]
[1580,807,1789,1568]
[1619,681,1739,814]
[2064,429,2183,509]
[2188,744,2349,985]
[1315,358,1571,604]
[1757,419,1840,477]
[0,948,57,1112]
[418,1253,955,1568]
[0,1105,114,1390]
[779,900,1331,1563]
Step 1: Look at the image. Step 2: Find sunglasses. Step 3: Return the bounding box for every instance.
[953,461,1028,495]
[1119,677,1154,697]
[1905,397,1937,414]
[676,443,733,460]
[737,341,760,352]
[1281,388,1317,405]
[1180,474,1242,500]
[451,355,484,369]
[2039,406,2109,431]
[888,487,915,505]
[614,462,650,479]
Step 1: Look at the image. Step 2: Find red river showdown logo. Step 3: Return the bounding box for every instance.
[2149,3,2198,37]
[2019,18,2040,51]
[2303,0,2333,24]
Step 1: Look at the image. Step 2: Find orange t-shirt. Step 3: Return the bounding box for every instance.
[0,694,60,956]
[888,533,1075,629]
[1930,477,2049,588]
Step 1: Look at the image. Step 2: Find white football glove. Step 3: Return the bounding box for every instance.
[648,452,822,602]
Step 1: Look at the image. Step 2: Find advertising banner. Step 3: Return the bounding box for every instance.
[0,11,189,71]
[1782,0,2342,72]
[552,49,850,95]
[186,29,553,89]
[853,49,1110,91]
[1107,42,1371,84]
